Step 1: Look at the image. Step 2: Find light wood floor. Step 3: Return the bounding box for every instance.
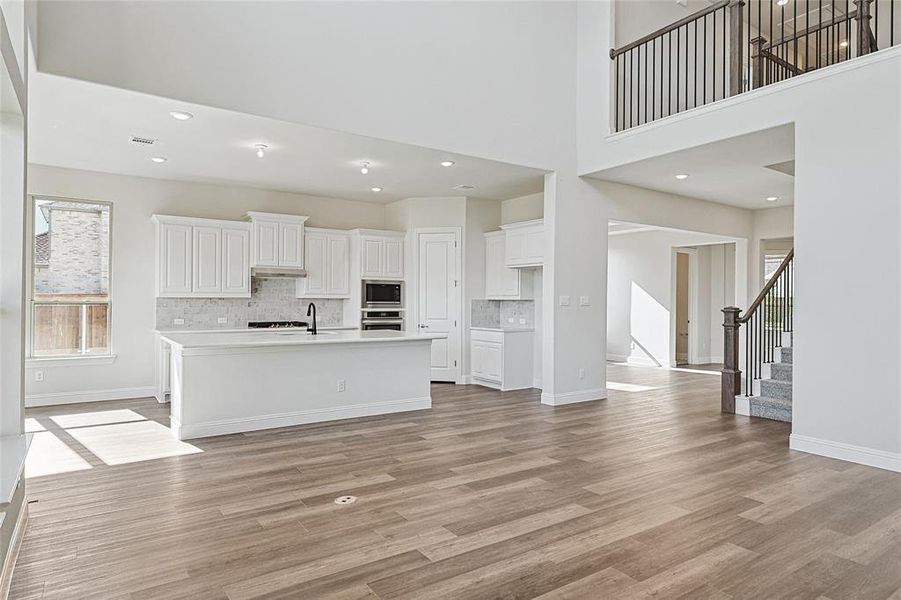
[11,364,901,599]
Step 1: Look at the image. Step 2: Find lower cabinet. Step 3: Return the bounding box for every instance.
[470,328,534,391]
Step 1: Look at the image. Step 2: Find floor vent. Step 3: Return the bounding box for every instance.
[130,136,157,145]
[334,495,357,505]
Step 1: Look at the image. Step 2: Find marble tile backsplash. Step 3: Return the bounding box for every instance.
[471,299,534,329]
[156,278,344,330]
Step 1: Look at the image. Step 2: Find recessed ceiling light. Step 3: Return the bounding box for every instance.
[440,160,455,167]
[254,144,268,158]
[360,161,370,175]
[675,174,689,180]
[453,184,475,191]
[766,196,779,202]
[150,157,167,163]
[169,111,194,121]
[370,187,383,192]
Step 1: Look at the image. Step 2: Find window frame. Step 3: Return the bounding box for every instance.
[25,195,114,362]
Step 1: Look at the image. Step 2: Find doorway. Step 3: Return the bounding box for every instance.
[675,251,691,366]
[415,228,462,383]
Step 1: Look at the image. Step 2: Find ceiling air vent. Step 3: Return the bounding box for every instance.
[130,136,157,146]
[453,184,475,191]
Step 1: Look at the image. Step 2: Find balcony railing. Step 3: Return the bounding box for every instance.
[610,0,900,131]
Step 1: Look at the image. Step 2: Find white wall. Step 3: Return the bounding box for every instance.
[25,164,387,402]
[607,230,738,367]
[582,29,901,468]
[501,192,543,224]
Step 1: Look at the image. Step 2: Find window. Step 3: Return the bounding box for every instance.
[30,198,111,357]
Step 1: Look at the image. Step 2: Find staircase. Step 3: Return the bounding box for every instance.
[745,334,793,422]
[721,249,794,423]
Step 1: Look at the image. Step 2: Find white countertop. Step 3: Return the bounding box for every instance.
[470,327,535,332]
[155,325,357,335]
[161,329,445,350]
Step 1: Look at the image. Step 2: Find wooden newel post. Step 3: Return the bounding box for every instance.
[750,37,766,90]
[854,0,874,55]
[721,307,741,414]
[728,0,745,97]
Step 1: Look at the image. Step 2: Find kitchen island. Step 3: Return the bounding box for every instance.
[159,329,443,440]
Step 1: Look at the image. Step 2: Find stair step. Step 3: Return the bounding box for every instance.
[779,346,793,364]
[770,362,793,382]
[759,378,792,401]
[750,396,792,422]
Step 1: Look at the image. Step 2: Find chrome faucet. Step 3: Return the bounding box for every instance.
[306,302,317,335]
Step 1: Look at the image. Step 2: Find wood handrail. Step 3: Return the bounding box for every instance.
[759,49,803,76]
[610,0,730,58]
[738,248,794,323]
[765,10,857,49]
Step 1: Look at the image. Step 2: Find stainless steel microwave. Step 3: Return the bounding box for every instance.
[363,281,403,307]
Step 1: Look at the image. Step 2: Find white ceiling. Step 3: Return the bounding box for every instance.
[29,73,546,204]
[587,125,795,210]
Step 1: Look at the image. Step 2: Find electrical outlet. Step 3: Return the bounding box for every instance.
[337,379,346,392]
[173,318,185,325]
[579,296,590,306]
[559,295,570,306]
[507,317,515,323]
[34,371,44,382]
[217,317,228,324]
[579,368,585,380]
[519,318,527,325]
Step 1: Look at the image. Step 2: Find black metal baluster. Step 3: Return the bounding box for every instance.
[704,14,708,103]
[722,6,726,99]
[676,26,681,113]
[818,0,822,69]
[652,38,656,122]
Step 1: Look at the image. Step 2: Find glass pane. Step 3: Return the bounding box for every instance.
[33,198,110,301]
[32,304,81,356]
[85,304,109,354]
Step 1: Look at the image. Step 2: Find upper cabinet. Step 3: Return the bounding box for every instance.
[501,219,544,268]
[154,215,251,298]
[297,228,351,298]
[244,212,309,269]
[485,231,533,300]
[358,230,405,280]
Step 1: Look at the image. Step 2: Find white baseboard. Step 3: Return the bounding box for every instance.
[606,353,629,363]
[173,396,432,440]
[0,501,27,600]
[696,355,724,365]
[532,377,543,390]
[626,356,661,367]
[460,375,472,385]
[25,386,157,407]
[735,395,750,416]
[541,387,607,406]
[790,434,901,473]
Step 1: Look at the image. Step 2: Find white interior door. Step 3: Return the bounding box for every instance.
[417,230,459,382]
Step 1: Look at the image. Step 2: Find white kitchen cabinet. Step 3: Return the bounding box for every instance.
[485,231,533,299]
[221,227,251,295]
[244,212,309,269]
[470,328,534,391]
[359,231,405,280]
[153,215,251,298]
[192,226,222,294]
[501,219,544,267]
[297,228,351,298]
[157,221,193,296]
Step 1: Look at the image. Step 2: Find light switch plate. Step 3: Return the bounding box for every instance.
[559,295,571,306]
[579,296,590,306]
